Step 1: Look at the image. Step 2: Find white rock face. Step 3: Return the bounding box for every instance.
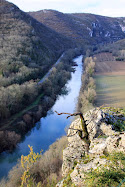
[70,157,111,186]
[56,108,125,187]
[120,24,125,32]
[100,122,117,136]
[84,108,120,140]
[87,27,93,37]
[106,134,125,153]
[105,31,111,37]
[62,118,88,176]
[56,179,64,187]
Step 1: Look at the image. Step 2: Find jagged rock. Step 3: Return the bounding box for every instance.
[89,132,125,156]
[57,108,125,187]
[70,157,111,186]
[62,118,91,176]
[84,108,120,140]
[106,133,125,153]
[89,138,107,156]
[56,179,65,187]
[84,108,104,140]
[67,118,82,140]
[100,122,117,136]
[62,133,87,176]
[119,133,125,152]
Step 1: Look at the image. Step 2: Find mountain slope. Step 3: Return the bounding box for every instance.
[0,0,73,81]
[28,10,125,45]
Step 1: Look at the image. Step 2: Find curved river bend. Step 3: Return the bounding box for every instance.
[0,55,83,180]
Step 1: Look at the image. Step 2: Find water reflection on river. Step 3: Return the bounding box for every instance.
[0,55,83,180]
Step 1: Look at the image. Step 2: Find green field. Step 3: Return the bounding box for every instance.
[95,74,125,108]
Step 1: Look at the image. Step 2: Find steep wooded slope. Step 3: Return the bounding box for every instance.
[29,10,125,45]
[0,0,73,80]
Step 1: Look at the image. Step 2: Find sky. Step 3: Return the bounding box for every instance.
[8,0,125,17]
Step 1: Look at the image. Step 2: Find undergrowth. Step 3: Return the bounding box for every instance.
[113,120,125,132]
[84,152,125,187]
[101,107,125,132]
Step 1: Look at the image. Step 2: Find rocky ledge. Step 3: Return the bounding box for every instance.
[56,108,125,187]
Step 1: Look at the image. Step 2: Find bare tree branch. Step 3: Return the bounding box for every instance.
[55,105,108,153]
[55,111,83,119]
[55,111,90,150]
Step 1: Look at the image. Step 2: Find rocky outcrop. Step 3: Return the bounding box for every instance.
[57,108,125,187]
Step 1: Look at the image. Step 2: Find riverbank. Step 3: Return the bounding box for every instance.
[2,106,125,186]
[77,56,96,114]
[0,49,83,154]
[0,55,83,181]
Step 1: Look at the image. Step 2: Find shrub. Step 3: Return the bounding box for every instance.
[0,131,21,153]
[113,120,125,132]
[88,77,96,89]
[85,60,95,76]
[20,145,41,187]
[85,166,125,187]
[2,136,68,187]
[77,56,96,113]
[84,88,96,103]
[84,152,125,187]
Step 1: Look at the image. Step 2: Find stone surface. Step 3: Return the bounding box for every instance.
[70,157,111,186]
[100,122,117,136]
[106,134,125,153]
[57,108,125,187]
[56,179,65,187]
[62,133,87,176]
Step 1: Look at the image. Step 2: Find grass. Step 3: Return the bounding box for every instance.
[62,169,76,187]
[63,174,73,187]
[94,74,125,108]
[100,106,125,116]
[113,120,125,132]
[98,135,108,139]
[85,167,125,187]
[82,154,92,164]
[84,152,125,187]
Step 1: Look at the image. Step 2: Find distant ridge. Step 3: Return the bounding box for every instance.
[29,9,125,45]
[0,0,74,75]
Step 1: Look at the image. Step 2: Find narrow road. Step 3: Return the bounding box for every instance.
[38,53,64,84]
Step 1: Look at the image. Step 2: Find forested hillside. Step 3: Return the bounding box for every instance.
[29,10,125,45]
[0,1,125,186]
[0,0,73,86]
[94,38,125,61]
[0,0,74,121]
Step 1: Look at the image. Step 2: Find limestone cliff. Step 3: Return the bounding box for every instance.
[57,108,125,187]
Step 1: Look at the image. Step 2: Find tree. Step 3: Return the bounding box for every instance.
[55,111,90,153]
[21,145,42,187]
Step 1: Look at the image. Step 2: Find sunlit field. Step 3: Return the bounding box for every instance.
[95,74,125,108]
[93,52,125,108]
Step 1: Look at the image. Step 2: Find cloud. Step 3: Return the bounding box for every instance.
[8,0,125,17]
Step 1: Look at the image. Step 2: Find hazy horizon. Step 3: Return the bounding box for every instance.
[7,0,125,18]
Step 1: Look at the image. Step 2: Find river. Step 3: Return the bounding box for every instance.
[0,55,83,180]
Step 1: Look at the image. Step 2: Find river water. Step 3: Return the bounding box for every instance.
[0,55,83,180]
